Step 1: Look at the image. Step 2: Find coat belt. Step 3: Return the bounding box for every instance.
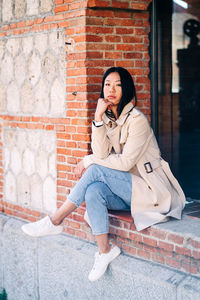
[144,159,161,173]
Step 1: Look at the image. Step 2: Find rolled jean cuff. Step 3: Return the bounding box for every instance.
[92,230,109,236]
[67,197,79,208]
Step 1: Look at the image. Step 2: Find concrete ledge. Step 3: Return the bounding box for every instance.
[1,214,200,300]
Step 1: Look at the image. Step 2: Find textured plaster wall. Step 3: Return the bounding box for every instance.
[0,30,66,117]
[3,129,57,213]
[1,0,54,23]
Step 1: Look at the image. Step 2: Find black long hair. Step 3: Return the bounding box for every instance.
[100,67,137,118]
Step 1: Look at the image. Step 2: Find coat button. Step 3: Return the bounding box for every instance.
[108,121,112,128]
[154,203,159,207]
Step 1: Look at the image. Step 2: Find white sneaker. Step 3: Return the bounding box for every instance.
[88,246,121,282]
[21,216,63,237]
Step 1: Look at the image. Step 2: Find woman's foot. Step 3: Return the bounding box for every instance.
[88,245,121,282]
[21,216,63,237]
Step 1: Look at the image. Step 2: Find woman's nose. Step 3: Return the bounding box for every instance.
[109,84,115,92]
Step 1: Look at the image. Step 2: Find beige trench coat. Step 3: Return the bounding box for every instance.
[83,102,185,231]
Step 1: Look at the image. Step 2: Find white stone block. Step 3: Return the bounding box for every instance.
[58,51,65,82]
[35,33,48,56]
[27,0,39,16]
[4,130,16,147]
[16,130,27,153]
[0,53,13,85]
[0,40,6,61]
[34,78,49,115]
[42,50,57,83]
[22,36,33,58]
[7,82,20,113]
[6,38,20,57]
[49,31,65,54]
[20,81,34,113]
[27,131,41,151]
[23,148,35,176]
[41,131,56,153]
[0,81,6,111]
[10,147,21,175]
[5,171,16,202]
[4,148,10,171]
[36,150,48,180]
[43,176,57,213]
[30,174,43,210]
[14,54,26,86]
[40,0,53,13]
[17,173,30,206]
[2,0,13,22]
[28,52,41,86]
[50,78,65,116]
[49,153,56,178]
[14,0,25,19]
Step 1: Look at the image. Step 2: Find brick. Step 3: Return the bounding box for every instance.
[168,233,184,245]
[116,44,134,51]
[188,239,200,249]
[192,250,200,259]
[55,5,69,13]
[159,241,174,252]
[129,232,143,242]
[131,3,149,10]
[75,230,87,239]
[175,246,192,257]
[137,249,151,260]
[64,227,75,235]
[166,258,181,269]
[143,237,157,247]
[122,244,137,256]
[182,263,198,274]
[87,0,110,7]
[151,253,165,264]
[69,221,81,229]
[150,228,167,240]
[55,0,64,4]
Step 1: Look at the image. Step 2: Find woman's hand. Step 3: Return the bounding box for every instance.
[95,98,112,121]
[74,160,86,179]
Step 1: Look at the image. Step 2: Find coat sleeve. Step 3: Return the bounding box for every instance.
[83,115,151,171]
[91,123,111,159]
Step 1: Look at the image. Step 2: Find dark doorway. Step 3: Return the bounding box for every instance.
[152,0,200,199]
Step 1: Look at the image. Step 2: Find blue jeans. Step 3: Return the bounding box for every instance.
[68,164,132,235]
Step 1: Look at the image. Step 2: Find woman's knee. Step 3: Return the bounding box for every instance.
[85,182,107,206]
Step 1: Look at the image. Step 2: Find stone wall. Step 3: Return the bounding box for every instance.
[0,30,65,116]
[1,0,54,24]
[3,128,57,213]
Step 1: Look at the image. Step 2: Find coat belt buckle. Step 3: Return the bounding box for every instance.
[144,162,153,173]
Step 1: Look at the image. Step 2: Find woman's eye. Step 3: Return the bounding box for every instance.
[105,83,110,86]
[117,84,121,86]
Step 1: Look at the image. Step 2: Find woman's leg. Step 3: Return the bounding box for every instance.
[50,200,76,225]
[51,164,132,228]
[85,180,131,253]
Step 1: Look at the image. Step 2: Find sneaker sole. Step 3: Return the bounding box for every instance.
[21,224,63,237]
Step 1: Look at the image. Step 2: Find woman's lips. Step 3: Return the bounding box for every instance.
[107,95,116,99]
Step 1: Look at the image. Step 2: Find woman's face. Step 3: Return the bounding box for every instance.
[103,72,122,107]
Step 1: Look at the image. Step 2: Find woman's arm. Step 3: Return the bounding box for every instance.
[91,98,113,159]
[91,123,111,159]
[83,114,151,171]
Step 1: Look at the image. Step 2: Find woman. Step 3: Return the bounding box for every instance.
[22,67,185,281]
